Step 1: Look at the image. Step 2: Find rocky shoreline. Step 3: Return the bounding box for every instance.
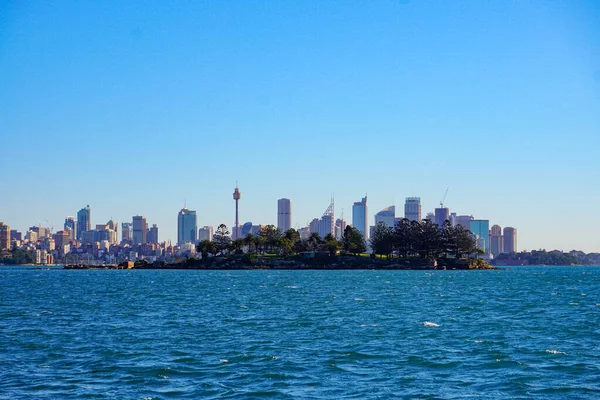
[65,256,496,270]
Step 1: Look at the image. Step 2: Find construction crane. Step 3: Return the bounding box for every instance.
[440,187,449,208]
[44,219,54,236]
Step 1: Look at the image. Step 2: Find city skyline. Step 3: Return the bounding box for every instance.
[1,2,599,252]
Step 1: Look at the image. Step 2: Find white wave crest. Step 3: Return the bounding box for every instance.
[545,349,566,355]
[423,321,440,327]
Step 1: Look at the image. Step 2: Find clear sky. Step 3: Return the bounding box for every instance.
[1,1,599,252]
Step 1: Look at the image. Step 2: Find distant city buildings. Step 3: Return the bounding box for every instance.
[352,196,368,240]
[434,207,450,227]
[490,224,503,257]
[64,217,76,241]
[470,219,490,255]
[375,206,395,228]
[455,215,474,231]
[177,207,197,245]
[76,205,91,241]
[121,222,132,244]
[404,197,421,222]
[0,222,10,250]
[277,198,292,233]
[1,191,522,265]
[503,227,517,253]
[148,224,159,244]
[132,216,147,245]
[198,226,213,242]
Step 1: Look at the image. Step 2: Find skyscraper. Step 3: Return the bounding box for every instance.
[404,197,421,222]
[375,206,396,227]
[434,207,450,227]
[455,215,474,231]
[198,226,213,242]
[490,224,503,257]
[121,222,132,244]
[503,227,517,253]
[0,222,10,250]
[352,196,368,240]
[277,198,292,233]
[177,207,197,245]
[470,219,490,255]
[148,224,159,244]
[64,216,77,241]
[76,205,91,240]
[132,216,147,244]
[233,185,241,240]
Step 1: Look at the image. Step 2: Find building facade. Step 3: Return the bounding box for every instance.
[277,198,292,233]
[177,207,197,245]
[490,224,503,257]
[132,216,147,244]
[148,224,159,244]
[121,222,132,244]
[503,227,517,253]
[375,206,396,228]
[76,205,91,240]
[352,196,369,240]
[470,219,490,255]
[404,197,421,222]
[434,207,450,227]
[0,222,10,250]
[198,226,213,242]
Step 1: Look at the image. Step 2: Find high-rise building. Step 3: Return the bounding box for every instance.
[121,222,132,244]
[375,206,396,228]
[404,197,421,222]
[10,230,22,241]
[455,215,474,231]
[198,226,213,242]
[434,207,450,227]
[53,231,69,250]
[148,224,159,244]
[352,196,369,240]
[76,205,91,240]
[277,198,292,233]
[503,227,517,253]
[309,218,320,234]
[233,185,241,240]
[177,207,197,245]
[29,226,48,240]
[425,212,434,222]
[132,216,147,244]
[490,225,503,257]
[335,218,347,240]
[64,217,77,241]
[450,213,457,227]
[318,214,334,238]
[0,222,10,250]
[470,220,490,255]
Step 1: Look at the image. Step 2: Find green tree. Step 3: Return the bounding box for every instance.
[342,226,366,255]
[213,224,231,255]
[308,232,322,251]
[259,225,283,254]
[197,240,217,259]
[370,222,394,258]
[323,233,341,256]
[244,233,256,253]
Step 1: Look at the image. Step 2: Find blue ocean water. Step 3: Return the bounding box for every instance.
[1,266,599,399]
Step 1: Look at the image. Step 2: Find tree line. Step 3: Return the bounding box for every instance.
[197,218,479,261]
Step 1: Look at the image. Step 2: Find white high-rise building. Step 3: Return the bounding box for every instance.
[277,198,292,233]
[404,197,421,222]
[374,206,396,228]
[198,226,213,242]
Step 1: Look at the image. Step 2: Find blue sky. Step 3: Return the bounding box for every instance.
[1,1,599,252]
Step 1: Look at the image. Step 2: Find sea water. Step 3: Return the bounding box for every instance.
[1,266,599,399]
